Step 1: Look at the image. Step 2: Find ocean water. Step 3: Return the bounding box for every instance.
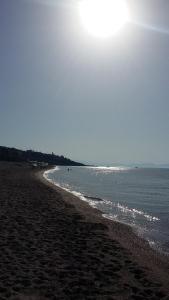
[44,166,169,254]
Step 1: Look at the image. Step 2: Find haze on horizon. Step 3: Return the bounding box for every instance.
[1,0,169,165]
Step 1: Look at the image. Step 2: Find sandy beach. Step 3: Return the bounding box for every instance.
[0,162,168,300]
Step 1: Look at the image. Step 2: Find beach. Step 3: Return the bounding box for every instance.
[0,162,168,300]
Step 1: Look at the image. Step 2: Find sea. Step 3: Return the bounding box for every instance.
[44,166,169,254]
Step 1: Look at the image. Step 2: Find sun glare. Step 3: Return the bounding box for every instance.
[79,0,130,38]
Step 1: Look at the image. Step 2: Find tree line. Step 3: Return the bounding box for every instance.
[0,146,84,166]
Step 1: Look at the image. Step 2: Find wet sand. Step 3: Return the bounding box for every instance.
[0,162,169,300]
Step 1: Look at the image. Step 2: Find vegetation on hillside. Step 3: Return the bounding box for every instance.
[0,146,84,166]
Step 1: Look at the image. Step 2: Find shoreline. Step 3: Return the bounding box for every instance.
[42,166,167,256]
[0,161,168,299]
[39,167,169,285]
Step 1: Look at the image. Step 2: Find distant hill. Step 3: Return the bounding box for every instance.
[0,146,84,166]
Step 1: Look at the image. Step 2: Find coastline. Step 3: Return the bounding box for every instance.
[39,167,169,289]
[42,166,167,255]
[0,161,168,299]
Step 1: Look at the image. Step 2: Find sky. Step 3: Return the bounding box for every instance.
[1,0,169,165]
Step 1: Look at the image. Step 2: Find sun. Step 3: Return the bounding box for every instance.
[78,0,130,38]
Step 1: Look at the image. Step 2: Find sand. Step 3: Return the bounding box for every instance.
[0,162,168,300]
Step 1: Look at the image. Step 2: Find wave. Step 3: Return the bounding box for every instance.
[44,168,159,223]
[44,166,60,177]
[43,166,167,254]
[115,203,160,222]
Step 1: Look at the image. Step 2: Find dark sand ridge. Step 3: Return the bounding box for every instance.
[0,162,168,300]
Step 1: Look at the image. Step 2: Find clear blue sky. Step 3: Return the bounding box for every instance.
[1,0,169,164]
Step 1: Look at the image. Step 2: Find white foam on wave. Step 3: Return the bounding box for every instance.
[69,190,87,202]
[43,168,87,201]
[147,239,156,247]
[146,238,168,255]
[43,167,160,224]
[43,166,60,178]
[83,197,160,223]
[102,214,118,221]
[43,166,164,253]
[44,168,160,223]
[115,203,160,221]
[84,197,160,222]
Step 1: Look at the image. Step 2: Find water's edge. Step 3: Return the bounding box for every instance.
[43,166,167,255]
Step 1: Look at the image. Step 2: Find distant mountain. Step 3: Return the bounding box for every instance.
[0,146,84,166]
